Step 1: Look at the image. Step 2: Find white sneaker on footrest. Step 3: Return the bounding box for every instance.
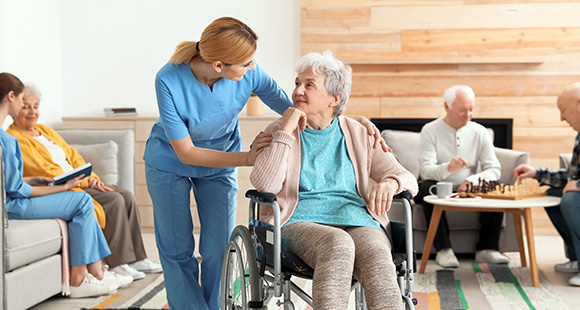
[475,249,510,264]
[555,260,579,273]
[436,248,459,268]
[112,264,146,280]
[130,259,163,274]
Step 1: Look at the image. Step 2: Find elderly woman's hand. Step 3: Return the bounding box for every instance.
[88,176,114,192]
[368,178,399,216]
[280,108,307,133]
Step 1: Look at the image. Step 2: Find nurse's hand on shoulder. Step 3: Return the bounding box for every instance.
[280,108,307,133]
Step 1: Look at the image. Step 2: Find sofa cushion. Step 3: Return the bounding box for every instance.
[4,219,62,271]
[381,129,421,178]
[71,141,119,185]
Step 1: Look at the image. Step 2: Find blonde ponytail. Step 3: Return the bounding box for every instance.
[169,41,199,64]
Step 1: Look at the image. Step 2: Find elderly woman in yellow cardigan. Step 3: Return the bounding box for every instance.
[7,83,162,279]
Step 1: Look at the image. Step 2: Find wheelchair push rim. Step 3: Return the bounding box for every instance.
[221,225,262,310]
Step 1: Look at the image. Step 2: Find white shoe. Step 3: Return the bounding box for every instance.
[102,270,133,288]
[130,259,163,274]
[555,261,579,273]
[69,274,118,298]
[475,249,510,264]
[436,248,459,268]
[112,264,146,280]
[569,273,580,286]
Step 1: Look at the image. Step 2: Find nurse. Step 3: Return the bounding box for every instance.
[144,17,385,310]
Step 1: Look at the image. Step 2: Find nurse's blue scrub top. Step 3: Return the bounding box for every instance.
[0,130,34,214]
[144,59,292,177]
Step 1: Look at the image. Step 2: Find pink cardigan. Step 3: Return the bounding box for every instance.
[250,116,418,228]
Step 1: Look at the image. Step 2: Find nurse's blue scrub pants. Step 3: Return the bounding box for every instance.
[146,164,237,310]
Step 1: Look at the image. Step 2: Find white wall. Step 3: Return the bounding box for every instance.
[1,0,300,128]
[0,0,62,128]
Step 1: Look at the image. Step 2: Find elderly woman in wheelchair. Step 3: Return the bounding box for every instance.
[231,51,418,310]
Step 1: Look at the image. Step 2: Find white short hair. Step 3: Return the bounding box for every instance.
[443,85,474,109]
[295,50,352,117]
[23,82,42,100]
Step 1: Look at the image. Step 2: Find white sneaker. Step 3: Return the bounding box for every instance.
[555,260,579,273]
[130,259,163,274]
[101,270,133,288]
[436,248,459,268]
[475,249,510,264]
[112,264,146,280]
[69,274,118,298]
[569,273,580,286]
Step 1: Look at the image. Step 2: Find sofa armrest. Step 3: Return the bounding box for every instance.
[495,147,530,185]
[560,153,572,170]
[56,129,135,194]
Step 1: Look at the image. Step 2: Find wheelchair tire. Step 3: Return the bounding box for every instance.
[221,225,261,310]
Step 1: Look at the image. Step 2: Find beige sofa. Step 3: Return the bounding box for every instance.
[1,129,134,310]
[379,126,527,254]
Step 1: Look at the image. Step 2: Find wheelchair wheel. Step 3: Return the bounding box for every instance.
[221,225,261,310]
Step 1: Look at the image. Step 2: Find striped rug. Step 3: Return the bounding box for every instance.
[82,274,168,310]
[414,263,569,310]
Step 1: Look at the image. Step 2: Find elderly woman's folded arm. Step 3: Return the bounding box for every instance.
[250,128,295,194]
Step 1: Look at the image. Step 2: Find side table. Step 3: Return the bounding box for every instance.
[420,195,561,287]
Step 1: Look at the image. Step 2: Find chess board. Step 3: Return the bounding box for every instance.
[470,178,547,200]
[475,191,547,200]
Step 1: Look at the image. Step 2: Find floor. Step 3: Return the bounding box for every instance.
[30,234,580,310]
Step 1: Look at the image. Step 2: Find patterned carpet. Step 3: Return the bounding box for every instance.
[81,262,567,310]
[82,274,168,310]
[414,262,569,310]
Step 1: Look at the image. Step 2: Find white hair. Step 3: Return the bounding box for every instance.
[443,85,475,109]
[23,82,42,100]
[295,50,352,117]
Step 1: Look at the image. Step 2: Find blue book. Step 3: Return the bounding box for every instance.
[50,163,92,186]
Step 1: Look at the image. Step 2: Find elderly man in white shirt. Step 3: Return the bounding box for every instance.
[415,85,509,268]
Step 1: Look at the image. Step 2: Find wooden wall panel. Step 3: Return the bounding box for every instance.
[371,3,580,30]
[351,75,580,97]
[402,28,580,52]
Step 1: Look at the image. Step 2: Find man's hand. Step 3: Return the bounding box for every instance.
[448,156,470,173]
[87,177,114,192]
[457,180,471,193]
[563,179,580,195]
[513,164,537,179]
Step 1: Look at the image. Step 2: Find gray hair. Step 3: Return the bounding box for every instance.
[443,85,474,109]
[23,82,42,100]
[295,50,352,117]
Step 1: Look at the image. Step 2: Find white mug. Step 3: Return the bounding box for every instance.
[429,182,453,198]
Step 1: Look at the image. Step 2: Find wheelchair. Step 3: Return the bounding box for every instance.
[221,190,417,310]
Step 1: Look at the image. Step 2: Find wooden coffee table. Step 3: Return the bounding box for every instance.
[420,195,561,287]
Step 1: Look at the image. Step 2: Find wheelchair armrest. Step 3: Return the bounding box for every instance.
[394,190,414,202]
[246,190,277,203]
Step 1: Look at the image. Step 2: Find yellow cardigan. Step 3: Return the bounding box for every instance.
[7,124,106,228]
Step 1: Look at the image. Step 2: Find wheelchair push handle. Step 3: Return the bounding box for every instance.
[246,190,277,203]
[394,190,414,202]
